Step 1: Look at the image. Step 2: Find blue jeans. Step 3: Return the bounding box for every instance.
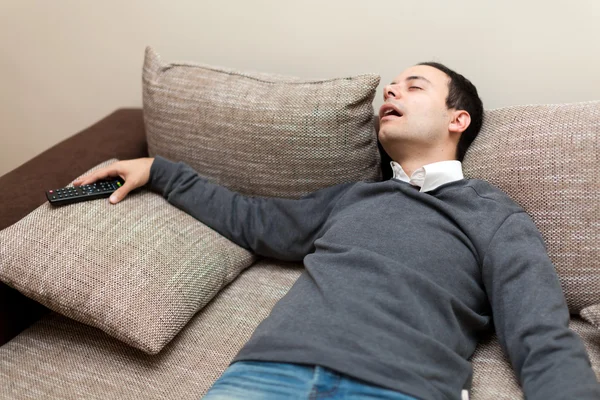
[202,361,419,399]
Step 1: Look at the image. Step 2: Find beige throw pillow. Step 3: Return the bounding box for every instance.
[142,46,382,199]
[463,101,600,313]
[0,159,257,354]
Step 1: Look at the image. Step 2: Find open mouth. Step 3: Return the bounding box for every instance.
[380,104,404,121]
[383,109,402,118]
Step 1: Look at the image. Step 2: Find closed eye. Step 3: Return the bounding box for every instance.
[409,86,422,90]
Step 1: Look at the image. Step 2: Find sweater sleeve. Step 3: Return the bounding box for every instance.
[147,155,355,262]
[481,211,600,399]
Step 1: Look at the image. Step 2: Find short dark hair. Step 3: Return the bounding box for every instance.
[417,62,484,161]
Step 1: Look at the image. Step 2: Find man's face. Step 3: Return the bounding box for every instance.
[378,65,453,152]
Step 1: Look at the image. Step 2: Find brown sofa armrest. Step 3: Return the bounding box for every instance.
[0,108,146,346]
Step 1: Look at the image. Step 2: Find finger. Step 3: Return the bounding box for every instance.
[74,165,120,186]
[109,182,136,204]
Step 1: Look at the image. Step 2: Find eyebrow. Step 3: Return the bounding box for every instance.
[390,76,433,86]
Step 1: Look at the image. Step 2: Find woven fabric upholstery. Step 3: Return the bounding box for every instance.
[142,46,382,199]
[0,258,304,399]
[469,318,600,399]
[463,101,600,313]
[1,257,598,399]
[0,159,256,354]
[582,304,600,329]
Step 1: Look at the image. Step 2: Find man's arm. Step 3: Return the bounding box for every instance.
[148,155,355,261]
[482,212,600,399]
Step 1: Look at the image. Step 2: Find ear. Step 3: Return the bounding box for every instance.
[448,110,471,136]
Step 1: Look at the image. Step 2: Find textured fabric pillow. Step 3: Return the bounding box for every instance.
[0,159,256,354]
[142,46,382,199]
[581,305,600,329]
[463,101,600,313]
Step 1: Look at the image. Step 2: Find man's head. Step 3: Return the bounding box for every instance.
[378,62,483,163]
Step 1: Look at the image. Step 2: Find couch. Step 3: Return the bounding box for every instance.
[1,49,599,399]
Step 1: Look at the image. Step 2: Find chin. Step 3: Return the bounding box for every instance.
[378,126,402,144]
[377,129,389,145]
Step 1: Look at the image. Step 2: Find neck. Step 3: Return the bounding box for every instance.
[386,144,457,177]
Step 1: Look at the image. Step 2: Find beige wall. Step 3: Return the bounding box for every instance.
[1,0,599,177]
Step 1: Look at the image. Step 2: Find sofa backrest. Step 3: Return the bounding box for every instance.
[378,101,600,313]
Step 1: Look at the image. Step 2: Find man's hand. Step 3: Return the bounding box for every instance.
[73,158,155,204]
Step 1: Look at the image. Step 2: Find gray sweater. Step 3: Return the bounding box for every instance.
[149,155,599,400]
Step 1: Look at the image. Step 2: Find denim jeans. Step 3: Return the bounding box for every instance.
[202,360,419,400]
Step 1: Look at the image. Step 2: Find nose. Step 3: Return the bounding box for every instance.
[384,84,398,100]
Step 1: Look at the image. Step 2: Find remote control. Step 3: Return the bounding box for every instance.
[46,178,125,206]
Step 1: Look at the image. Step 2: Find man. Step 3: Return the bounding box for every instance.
[74,63,600,399]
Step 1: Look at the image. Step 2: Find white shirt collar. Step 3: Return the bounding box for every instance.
[390,160,464,192]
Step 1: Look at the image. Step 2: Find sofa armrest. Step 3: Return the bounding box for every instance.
[0,108,147,346]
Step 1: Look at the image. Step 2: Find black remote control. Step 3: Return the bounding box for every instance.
[46,178,125,206]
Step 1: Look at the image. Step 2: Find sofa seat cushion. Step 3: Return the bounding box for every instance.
[1,258,598,399]
[582,304,600,329]
[470,320,600,399]
[0,159,256,355]
[0,258,303,399]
